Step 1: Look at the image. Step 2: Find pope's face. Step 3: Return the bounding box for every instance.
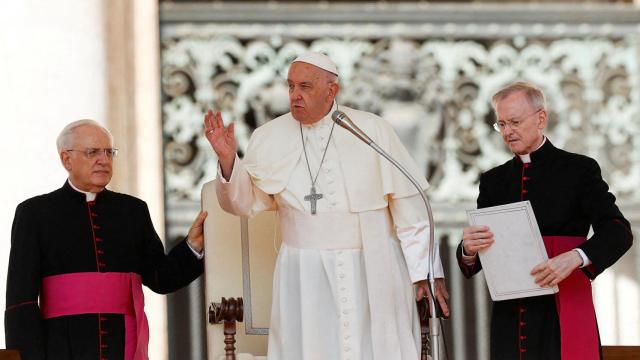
[60,125,114,192]
[495,91,547,155]
[287,62,338,125]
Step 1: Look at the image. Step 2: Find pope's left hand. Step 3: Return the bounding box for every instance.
[531,249,583,287]
[187,211,208,253]
[414,278,450,318]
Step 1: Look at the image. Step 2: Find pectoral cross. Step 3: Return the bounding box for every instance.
[304,186,323,215]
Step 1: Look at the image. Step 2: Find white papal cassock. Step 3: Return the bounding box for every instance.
[215,103,444,360]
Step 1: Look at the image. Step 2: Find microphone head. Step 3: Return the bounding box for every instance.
[331,110,347,125]
[330,109,373,145]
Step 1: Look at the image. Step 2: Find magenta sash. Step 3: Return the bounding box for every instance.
[543,236,600,360]
[40,272,149,360]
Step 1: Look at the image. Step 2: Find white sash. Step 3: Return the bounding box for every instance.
[278,208,363,249]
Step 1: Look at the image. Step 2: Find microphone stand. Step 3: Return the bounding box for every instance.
[332,110,441,360]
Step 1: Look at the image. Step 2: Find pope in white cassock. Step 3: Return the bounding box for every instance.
[204,52,449,360]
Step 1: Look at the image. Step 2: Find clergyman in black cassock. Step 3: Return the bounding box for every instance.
[5,120,207,360]
[457,82,633,360]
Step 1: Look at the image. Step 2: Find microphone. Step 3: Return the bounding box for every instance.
[331,110,374,145]
[330,108,444,359]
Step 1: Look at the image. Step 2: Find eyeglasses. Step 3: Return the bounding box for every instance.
[66,148,119,159]
[493,109,542,132]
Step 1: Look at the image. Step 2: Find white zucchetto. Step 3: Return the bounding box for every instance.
[292,51,339,76]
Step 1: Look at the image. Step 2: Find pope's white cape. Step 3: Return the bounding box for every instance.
[243,105,429,211]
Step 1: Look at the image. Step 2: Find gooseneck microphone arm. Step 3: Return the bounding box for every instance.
[331,109,441,360]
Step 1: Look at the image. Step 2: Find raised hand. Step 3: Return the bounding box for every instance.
[204,110,236,179]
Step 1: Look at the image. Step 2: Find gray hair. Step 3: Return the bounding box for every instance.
[491,81,546,112]
[326,72,338,85]
[56,119,114,153]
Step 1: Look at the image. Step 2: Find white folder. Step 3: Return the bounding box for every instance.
[467,201,558,301]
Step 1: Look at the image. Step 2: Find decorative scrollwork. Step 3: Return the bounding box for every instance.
[161,23,640,204]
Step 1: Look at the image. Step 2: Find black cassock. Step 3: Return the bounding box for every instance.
[5,181,204,360]
[456,139,633,360]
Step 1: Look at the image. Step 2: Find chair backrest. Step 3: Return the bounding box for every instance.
[202,180,278,358]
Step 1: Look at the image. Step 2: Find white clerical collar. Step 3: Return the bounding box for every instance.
[518,137,547,163]
[67,179,97,202]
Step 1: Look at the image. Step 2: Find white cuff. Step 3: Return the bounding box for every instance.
[216,155,239,184]
[574,248,591,268]
[460,241,478,266]
[397,220,444,282]
[187,240,204,260]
